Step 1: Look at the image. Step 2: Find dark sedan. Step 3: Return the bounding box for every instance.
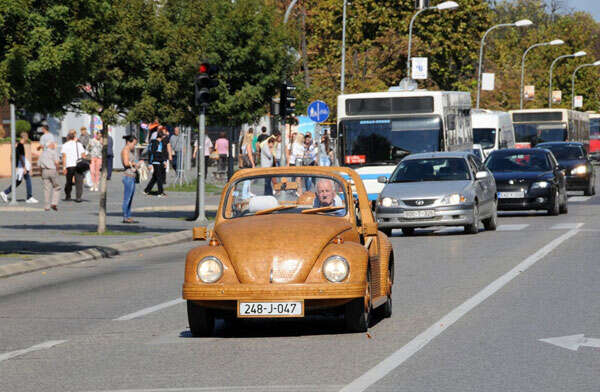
[485,148,568,215]
[535,142,596,196]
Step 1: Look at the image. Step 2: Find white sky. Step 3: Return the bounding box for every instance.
[565,0,600,20]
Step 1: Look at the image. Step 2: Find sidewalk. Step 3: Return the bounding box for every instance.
[0,168,223,267]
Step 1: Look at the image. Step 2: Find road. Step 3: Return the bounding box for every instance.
[1,184,599,391]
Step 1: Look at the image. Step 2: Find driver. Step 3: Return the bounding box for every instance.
[313,179,346,216]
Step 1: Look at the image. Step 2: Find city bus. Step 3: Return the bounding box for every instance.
[337,89,473,200]
[588,112,600,161]
[472,109,515,158]
[509,109,590,150]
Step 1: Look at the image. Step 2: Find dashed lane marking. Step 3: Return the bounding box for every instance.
[83,386,343,392]
[0,340,67,363]
[568,196,591,202]
[497,224,529,231]
[114,298,185,321]
[550,223,584,230]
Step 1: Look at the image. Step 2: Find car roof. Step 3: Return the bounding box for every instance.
[404,151,471,160]
[535,142,584,147]
[489,148,548,154]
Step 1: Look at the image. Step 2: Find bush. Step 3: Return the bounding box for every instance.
[16,120,31,135]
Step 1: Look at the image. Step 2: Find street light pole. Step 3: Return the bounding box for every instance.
[571,60,600,109]
[341,0,347,94]
[9,103,17,205]
[476,19,533,109]
[520,39,564,109]
[549,51,586,108]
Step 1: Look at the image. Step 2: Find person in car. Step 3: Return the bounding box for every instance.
[313,179,345,216]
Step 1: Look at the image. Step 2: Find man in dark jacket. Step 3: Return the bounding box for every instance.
[143,132,167,196]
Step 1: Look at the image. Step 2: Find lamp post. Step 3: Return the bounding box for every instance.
[476,19,533,109]
[571,60,600,109]
[520,39,564,109]
[401,1,458,89]
[341,0,347,93]
[548,50,586,108]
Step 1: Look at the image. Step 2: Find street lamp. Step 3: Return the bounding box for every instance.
[548,50,586,108]
[520,39,564,109]
[571,60,600,109]
[476,19,533,109]
[401,1,459,89]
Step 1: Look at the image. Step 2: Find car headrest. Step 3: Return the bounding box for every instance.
[248,196,279,212]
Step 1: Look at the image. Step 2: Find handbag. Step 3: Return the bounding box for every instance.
[242,154,252,168]
[75,142,90,173]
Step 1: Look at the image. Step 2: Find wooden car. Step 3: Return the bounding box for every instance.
[182,166,394,336]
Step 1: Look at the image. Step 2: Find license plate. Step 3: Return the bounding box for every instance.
[237,301,304,318]
[402,210,435,219]
[498,191,525,199]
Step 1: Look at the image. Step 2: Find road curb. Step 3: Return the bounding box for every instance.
[0,229,194,279]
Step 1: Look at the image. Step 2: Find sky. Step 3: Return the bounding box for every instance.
[564,0,600,20]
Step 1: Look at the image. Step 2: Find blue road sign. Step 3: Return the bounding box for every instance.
[307,100,330,123]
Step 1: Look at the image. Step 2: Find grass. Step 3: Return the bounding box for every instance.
[164,180,223,194]
[0,253,34,259]
[75,230,143,236]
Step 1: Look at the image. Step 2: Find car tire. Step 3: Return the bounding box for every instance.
[379,261,393,319]
[381,228,392,237]
[401,227,415,236]
[584,180,593,196]
[344,269,372,333]
[559,191,568,214]
[187,300,215,337]
[482,201,498,231]
[548,189,560,216]
[464,205,479,234]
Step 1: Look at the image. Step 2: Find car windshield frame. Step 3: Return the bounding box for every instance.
[485,151,552,172]
[222,174,349,219]
[389,157,472,183]
[473,128,496,149]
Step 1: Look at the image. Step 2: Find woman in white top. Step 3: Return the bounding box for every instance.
[289,133,305,166]
[61,129,87,202]
[88,131,103,191]
[240,131,255,199]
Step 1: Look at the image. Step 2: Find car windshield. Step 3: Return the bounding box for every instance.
[389,158,471,182]
[540,145,585,160]
[513,122,566,145]
[486,152,551,172]
[473,128,496,149]
[591,118,600,140]
[223,174,348,218]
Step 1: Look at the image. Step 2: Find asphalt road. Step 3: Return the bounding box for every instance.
[1,180,599,392]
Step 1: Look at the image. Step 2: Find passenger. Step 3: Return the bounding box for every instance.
[313,179,345,216]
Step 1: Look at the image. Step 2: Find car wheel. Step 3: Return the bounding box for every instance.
[559,191,569,214]
[401,227,415,236]
[464,204,479,234]
[187,300,215,337]
[345,269,372,333]
[381,228,392,237]
[379,261,393,319]
[584,180,593,196]
[482,201,498,231]
[548,189,560,216]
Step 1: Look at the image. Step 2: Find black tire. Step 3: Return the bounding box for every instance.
[401,227,415,236]
[559,191,569,214]
[548,189,560,216]
[187,301,215,337]
[584,180,593,196]
[379,261,393,319]
[482,201,498,231]
[381,228,392,237]
[464,204,479,234]
[344,269,371,333]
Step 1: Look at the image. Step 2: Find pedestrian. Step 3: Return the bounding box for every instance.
[88,131,103,191]
[106,129,114,180]
[215,132,229,172]
[121,135,140,223]
[39,140,61,211]
[272,130,282,166]
[0,132,38,203]
[144,131,167,197]
[61,129,87,202]
[170,127,184,172]
[303,133,317,190]
[289,133,305,166]
[192,134,213,178]
[318,134,331,166]
[251,127,260,165]
[39,124,55,149]
[79,127,90,149]
[240,131,255,199]
[257,126,269,144]
[260,136,275,195]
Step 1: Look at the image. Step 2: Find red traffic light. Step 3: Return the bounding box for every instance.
[199,63,209,74]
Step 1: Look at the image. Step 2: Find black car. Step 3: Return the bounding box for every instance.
[485,148,568,215]
[535,142,596,196]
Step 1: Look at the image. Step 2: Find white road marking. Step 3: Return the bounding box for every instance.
[539,334,600,351]
[568,196,591,202]
[0,340,67,363]
[497,224,529,231]
[435,227,463,234]
[114,298,185,321]
[84,386,342,392]
[340,223,584,392]
[550,223,584,230]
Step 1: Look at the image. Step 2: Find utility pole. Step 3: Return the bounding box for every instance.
[9,103,17,205]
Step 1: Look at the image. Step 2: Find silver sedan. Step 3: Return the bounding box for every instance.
[375,152,498,236]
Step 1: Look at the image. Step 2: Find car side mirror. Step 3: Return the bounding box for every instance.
[475,171,488,180]
[377,176,388,184]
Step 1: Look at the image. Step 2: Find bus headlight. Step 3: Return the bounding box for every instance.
[196,257,223,283]
[571,165,587,175]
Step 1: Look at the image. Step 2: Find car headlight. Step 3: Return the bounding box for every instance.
[531,181,549,189]
[379,197,398,208]
[196,256,223,283]
[322,256,349,283]
[571,165,587,175]
[440,193,466,205]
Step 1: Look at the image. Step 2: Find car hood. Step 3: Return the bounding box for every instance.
[381,180,472,199]
[492,171,553,183]
[215,214,353,284]
[557,159,586,170]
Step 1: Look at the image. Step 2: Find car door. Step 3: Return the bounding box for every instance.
[469,155,494,215]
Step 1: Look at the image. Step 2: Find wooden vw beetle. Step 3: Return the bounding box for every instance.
[182,166,394,336]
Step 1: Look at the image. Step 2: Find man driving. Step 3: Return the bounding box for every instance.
[313,178,346,216]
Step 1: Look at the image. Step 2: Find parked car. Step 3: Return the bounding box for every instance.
[485,148,568,215]
[375,152,497,236]
[183,166,394,336]
[535,142,596,196]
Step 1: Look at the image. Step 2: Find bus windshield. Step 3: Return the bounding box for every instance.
[591,118,600,140]
[341,116,442,165]
[473,128,496,149]
[513,122,566,145]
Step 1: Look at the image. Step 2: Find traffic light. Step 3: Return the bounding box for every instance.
[195,62,219,106]
[280,80,296,119]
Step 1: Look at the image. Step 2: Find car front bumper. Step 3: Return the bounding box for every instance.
[375,204,475,228]
[566,174,592,191]
[496,187,553,211]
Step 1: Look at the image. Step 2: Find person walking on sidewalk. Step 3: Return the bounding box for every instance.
[106,130,114,180]
[39,140,61,211]
[215,132,229,172]
[39,124,55,149]
[61,129,87,202]
[260,136,275,195]
[79,127,90,150]
[121,135,140,223]
[169,127,184,172]
[88,131,103,191]
[192,134,213,178]
[144,131,167,197]
[0,132,38,203]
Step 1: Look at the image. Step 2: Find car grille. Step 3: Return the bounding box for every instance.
[402,198,437,207]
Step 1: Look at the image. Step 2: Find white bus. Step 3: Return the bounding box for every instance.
[337,89,472,201]
[509,108,590,150]
[472,109,515,157]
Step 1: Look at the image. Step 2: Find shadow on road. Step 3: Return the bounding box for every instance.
[0,240,118,256]
[0,223,181,234]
